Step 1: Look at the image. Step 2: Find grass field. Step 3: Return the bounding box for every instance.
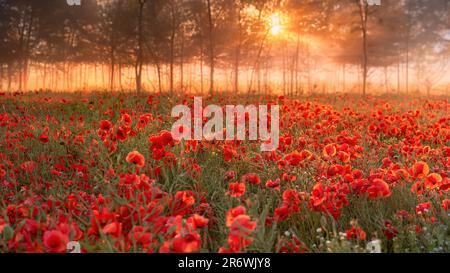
[0,91,449,253]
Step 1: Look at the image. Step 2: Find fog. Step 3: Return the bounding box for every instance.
[0,0,449,95]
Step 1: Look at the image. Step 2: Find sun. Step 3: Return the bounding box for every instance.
[271,25,282,36]
[269,13,283,36]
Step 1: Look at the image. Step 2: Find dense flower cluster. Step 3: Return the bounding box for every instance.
[0,92,448,253]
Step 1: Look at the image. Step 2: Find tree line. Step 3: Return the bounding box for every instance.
[0,0,449,95]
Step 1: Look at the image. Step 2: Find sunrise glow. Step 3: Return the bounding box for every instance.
[269,13,283,36]
[0,0,449,261]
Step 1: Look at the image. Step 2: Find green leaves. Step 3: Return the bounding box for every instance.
[2,225,14,241]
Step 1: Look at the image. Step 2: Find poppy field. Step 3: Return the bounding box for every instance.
[0,91,449,253]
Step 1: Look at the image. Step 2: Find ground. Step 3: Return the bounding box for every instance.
[0,91,449,253]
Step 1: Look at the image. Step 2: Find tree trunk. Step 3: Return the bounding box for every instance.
[110,45,115,91]
[405,0,411,95]
[282,41,286,95]
[79,64,82,90]
[342,63,346,92]
[397,55,400,94]
[101,64,105,89]
[180,26,184,92]
[18,9,26,91]
[358,0,369,96]
[234,3,241,94]
[206,0,214,94]
[169,32,175,93]
[84,63,87,89]
[248,30,269,93]
[7,63,12,91]
[295,31,300,94]
[200,41,204,94]
[307,43,311,94]
[67,63,71,91]
[0,64,3,91]
[156,62,162,94]
[292,57,296,95]
[23,5,34,91]
[136,0,146,93]
[384,65,388,94]
[55,67,59,90]
[119,62,123,90]
[169,2,175,93]
[49,65,53,90]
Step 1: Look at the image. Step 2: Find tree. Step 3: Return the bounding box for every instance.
[206,0,215,94]
[357,0,369,96]
[135,0,147,93]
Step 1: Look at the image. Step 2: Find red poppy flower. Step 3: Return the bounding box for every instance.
[230,215,256,236]
[126,151,145,167]
[396,210,413,222]
[20,161,37,173]
[227,182,245,197]
[129,226,153,247]
[395,168,409,180]
[366,179,391,199]
[160,130,174,146]
[0,219,6,234]
[224,171,236,180]
[282,189,303,213]
[226,206,247,227]
[102,222,122,238]
[99,120,113,131]
[284,151,302,166]
[223,145,238,162]
[412,161,429,178]
[241,173,261,185]
[424,173,442,190]
[274,206,290,221]
[43,230,69,253]
[328,164,344,176]
[346,226,366,241]
[187,214,209,229]
[337,151,350,163]
[39,134,49,143]
[415,202,431,215]
[160,232,201,253]
[383,221,398,240]
[170,191,196,216]
[276,235,308,253]
[172,232,202,253]
[441,199,450,211]
[120,113,132,124]
[323,143,337,157]
[382,157,392,168]
[136,114,152,129]
[353,169,363,179]
[440,177,450,191]
[266,179,281,190]
[224,213,257,252]
[281,172,297,182]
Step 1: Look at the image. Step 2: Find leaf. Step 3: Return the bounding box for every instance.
[2,225,14,241]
